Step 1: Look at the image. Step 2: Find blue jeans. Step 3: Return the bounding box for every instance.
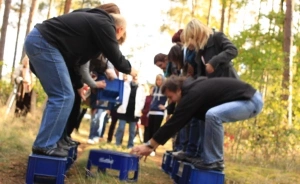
[202,91,263,163]
[115,120,136,148]
[186,118,202,157]
[88,109,104,139]
[24,28,75,149]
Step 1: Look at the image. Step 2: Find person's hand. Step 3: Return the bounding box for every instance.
[77,84,89,101]
[130,68,138,77]
[158,104,165,110]
[206,63,214,74]
[106,110,111,115]
[130,144,153,159]
[96,80,106,89]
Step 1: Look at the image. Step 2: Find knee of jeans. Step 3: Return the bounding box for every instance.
[64,89,75,103]
[205,110,217,120]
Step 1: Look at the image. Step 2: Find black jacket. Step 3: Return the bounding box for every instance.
[196,31,239,79]
[35,8,131,88]
[152,77,256,145]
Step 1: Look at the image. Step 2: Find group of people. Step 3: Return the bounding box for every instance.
[23,1,263,172]
[130,19,264,171]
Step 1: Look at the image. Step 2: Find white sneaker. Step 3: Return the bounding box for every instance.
[87,139,95,145]
[150,151,156,157]
[93,137,99,143]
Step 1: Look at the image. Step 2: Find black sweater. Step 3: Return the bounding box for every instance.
[35,8,131,88]
[153,77,256,145]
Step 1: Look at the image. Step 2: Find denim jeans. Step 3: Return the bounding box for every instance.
[88,108,104,139]
[24,28,75,149]
[202,91,263,163]
[174,124,189,151]
[115,120,136,148]
[186,118,202,157]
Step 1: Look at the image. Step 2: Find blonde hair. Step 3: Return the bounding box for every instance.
[184,19,213,51]
[110,13,126,29]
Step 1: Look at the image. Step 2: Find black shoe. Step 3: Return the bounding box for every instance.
[57,139,72,150]
[192,160,225,171]
[172,151,187,161]
[64,136,80,146]
[185,156,203,164]
[32,147,68,157]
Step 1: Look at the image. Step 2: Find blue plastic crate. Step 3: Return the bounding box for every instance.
[174,162,194,184]
[189,167,225,184]
[86,149,139,182]
[161,151,173,174]
[171,158,180,181]
[66,145,77,171]
[26,154,67,184]
[96,75,124,106]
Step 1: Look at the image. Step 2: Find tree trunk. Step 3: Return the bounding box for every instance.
[64,0,72,14]
[21,0,38,60]
[11,0,24,83]
[226,0,233,34]
[282,0,294,127]
[47,0,53,19]
[0,0,12,79]
[220,0,226,32]
[207,0,212,26]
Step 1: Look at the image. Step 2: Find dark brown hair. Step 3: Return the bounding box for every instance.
[96,3,120,14]
[154,53,168,64]
[161,75,186,93]
[168,43,183,69]
[172,29,183,43]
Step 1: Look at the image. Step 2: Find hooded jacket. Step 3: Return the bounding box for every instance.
[35,8,131,88]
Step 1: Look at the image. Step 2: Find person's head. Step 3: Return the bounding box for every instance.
[96,3,126,44]
[154,53,168,71]
[168,43,183,70]
[172,29,183,43]
[155,74,164,87]
[184,19,212,51]
[110,13,126,40]
[118,31,126,45]
[161,75,185,103]
[132,75,139,85]
[22,55,29,68]
[96,3,120,14]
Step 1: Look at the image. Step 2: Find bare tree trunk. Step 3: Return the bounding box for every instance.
[282,0,294,127]
[226,0,233,33]
[207,0,213,26]
[21,0,38,60]
[47,0,53,19]
[220,0,226,32]
[64,0,72,14]
[0,0,12,79]
[11,0,24,83]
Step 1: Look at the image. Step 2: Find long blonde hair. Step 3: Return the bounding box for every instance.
[184,19,213,51]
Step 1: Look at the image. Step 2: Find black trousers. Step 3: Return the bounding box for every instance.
[144,114,164,143]
[107,109,118,142]
[63,88,82,137]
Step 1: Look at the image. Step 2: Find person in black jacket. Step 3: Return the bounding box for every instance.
[131,76,263,171]
[184,19,239,78]
[24,9,137,157]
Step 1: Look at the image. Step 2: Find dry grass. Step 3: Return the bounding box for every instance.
[0,106,299,184]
